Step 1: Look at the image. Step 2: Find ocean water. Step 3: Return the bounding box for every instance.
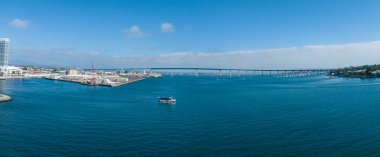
[1,75,380,156]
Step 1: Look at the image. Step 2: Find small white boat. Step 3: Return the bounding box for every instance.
[158,97,176,104]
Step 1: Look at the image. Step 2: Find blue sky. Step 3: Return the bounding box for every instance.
[1,0,380,68]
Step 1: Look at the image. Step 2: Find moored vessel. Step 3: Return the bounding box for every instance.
[158,97,176,104]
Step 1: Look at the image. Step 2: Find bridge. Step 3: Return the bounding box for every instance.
[87,67,334,77]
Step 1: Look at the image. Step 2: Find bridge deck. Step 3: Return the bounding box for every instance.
[87,67,333,72]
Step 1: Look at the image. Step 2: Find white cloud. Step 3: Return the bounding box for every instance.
[9,18,29,29]
[10,40,380,69]
[122,25,147,38]
[161,22,175,33]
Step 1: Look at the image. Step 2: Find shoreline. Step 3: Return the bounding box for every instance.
[328,74,380,79]
[0,76,46,80]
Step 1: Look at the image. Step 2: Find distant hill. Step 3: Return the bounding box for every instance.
[329,64,380,78]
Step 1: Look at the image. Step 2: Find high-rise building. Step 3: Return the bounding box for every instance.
[0,38,10,66]
[0,38,22,76]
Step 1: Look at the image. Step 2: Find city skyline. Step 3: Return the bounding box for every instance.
[1,0,380,68]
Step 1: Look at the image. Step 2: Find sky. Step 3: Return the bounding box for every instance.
[1,0,380,69]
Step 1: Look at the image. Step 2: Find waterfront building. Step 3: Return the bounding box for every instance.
[0,38,23,76]
[0,66,23,76]
[66,69,79,75]
[371,70,380,77]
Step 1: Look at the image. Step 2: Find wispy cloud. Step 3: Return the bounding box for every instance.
[122,25,147,38]
[161,22,175,33]
[8,18,29,29]
[10,41,380,69]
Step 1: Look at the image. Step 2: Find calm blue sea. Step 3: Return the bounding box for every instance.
[1,75,380,156]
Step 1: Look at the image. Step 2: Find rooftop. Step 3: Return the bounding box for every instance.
[0,38,10,42]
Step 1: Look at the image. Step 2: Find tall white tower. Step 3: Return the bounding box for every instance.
[0,38,9,66]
